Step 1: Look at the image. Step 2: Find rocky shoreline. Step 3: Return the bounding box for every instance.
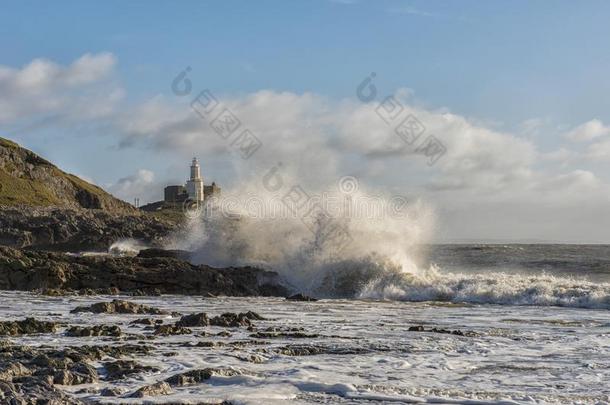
[0,246,288,297]
[0,206,178,252]
[0,295,474,404]
[0,299,272,404]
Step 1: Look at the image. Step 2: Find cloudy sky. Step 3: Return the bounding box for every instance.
[2,0,610,243]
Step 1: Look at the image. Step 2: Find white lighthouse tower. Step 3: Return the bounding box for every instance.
[186,157,204,202]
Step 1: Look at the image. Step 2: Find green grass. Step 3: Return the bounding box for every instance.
[0,136,132,210]
[142,204,185,224]
[0,167,62,206]
[0,138,20,149]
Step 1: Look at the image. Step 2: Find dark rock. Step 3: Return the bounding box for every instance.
[408,325,470,336]
[103,360,158,380]
[137,248,190,259]
[165,368,240,387]
[176,313,209,327]
[5,377,85,404]
[0,246,288,297]
[250,331,318,339]
[154,324,192,335]
[286,293,318,302]
[0,362,31,381]
[130,318,159,326]
[53,362,98,385]
[0,318,58,336]
[66,325,122,337]
[130,381,172,398]
[0,205,175,252]
[100,387,126,397]
[209,312,262,328]
[70,299,168,315]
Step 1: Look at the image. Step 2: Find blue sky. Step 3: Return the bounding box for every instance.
[2,1,610,241]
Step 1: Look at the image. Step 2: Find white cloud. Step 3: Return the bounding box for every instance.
[113,90,558,202]
[108,169,156,203]
[586,139,610,161]
[0,52,121,123]
[564,119,610,142]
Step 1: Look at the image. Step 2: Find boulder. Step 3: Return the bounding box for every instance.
[176,313,209,327]
[70,299,167,315]
[0,318,58,336]
[130,381,172,398]
[66,325,122,337]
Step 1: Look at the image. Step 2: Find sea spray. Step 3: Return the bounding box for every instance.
[108,238,148,256]
[164,179,610,309]
[165,177,435,297]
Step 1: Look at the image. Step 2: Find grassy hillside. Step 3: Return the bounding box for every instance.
[0,137,136,213]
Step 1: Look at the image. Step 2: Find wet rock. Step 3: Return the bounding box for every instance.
[53,362,98,385]
[209,311,263,327]
[103,360,158,380]
[77,287,120,296]
[137,248,189,259]
[274,344,370,356]
[130,318,162,326]
[66,325,122,337]
[0,245,288,297]
[276,346,319,356]
[154,324,192,335]
[40,288,70,297]
[8,377,85,404]
[100,387,126,397]
[31,354,74,370]
[70,299,168,315]
[0,318,59,336]
[408,325,470,336]
[286,293,318,302]
[250,326,316,339]
[0,380,18,400]
[165,368,240,387]
[176,312,209,327]
[0,362,31,381]
[251,331,318,339]
[130,381,172,398]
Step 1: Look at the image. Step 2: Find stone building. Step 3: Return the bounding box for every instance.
[163,158,220,203]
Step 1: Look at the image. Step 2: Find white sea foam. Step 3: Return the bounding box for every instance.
[358,267,610,309]
[108,238,148,256]
[3,292,610,404]
[165,179,610,309]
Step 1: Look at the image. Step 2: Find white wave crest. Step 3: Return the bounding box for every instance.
[359,267,610,309]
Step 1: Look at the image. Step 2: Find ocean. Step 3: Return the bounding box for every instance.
[2,244,610,404]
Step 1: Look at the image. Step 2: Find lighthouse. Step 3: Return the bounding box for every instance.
[186,157,204,202]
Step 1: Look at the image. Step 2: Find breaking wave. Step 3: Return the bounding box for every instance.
[358,267,610,310]
[166,177,610,310]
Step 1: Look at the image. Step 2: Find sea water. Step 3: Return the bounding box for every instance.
[2,244,610,404]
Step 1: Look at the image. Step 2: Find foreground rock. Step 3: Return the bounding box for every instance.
[130,381,172,398]
[103,360,159,380]
[165,368,240,386]
[66,325,122,337]
[286,293,318,302]
[154,324,192,335]
[0,246,288,296]
[71,299,167,315]
[408,325,474,336]
[176,312,210,327]
[0,341,155,403]
[210,312,265,328]
[0,318,58,336]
